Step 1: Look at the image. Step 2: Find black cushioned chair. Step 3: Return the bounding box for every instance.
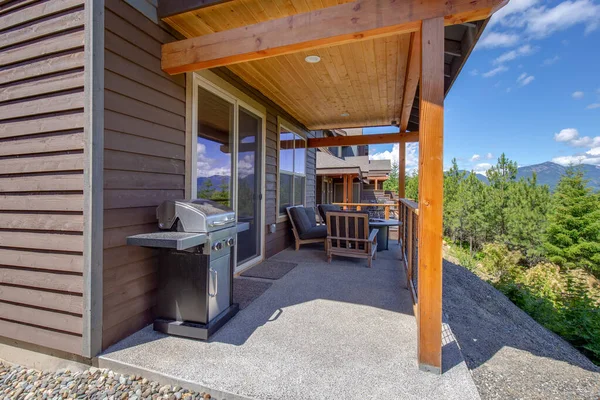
[317,204,341,223]
[286,206,327,251]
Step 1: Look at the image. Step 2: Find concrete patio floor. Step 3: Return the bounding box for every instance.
[99,243,479,400]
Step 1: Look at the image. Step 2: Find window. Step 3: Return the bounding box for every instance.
[278,124,306,217]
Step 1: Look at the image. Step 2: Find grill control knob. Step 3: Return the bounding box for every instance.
[213,242,223,251]
[226,238,235,247]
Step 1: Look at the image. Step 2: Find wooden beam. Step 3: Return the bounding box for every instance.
[444,39,462,57]
[400,32,421,132]
[307,132,418,148]
[399,142,406,198]
[417,17,444,374]
[162,0,507,74]
[157,0,234,19]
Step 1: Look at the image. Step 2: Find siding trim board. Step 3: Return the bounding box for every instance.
[82,0,104,358]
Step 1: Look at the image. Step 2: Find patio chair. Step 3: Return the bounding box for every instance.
[286,206,328,251]
[317,204,341,223]
[325,211,378,267]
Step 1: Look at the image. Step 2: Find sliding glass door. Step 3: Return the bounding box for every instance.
[194,76,265,270]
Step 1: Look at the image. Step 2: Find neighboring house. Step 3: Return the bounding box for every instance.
[0,0,502,373]
[316,130,392,205]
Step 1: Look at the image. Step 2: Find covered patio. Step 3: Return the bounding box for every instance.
[155,0,507,373]
[99,243,478,399]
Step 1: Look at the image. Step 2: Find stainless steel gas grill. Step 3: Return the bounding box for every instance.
[127,199,247,340]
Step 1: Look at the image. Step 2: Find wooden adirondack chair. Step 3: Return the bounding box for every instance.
[325,211,378,267]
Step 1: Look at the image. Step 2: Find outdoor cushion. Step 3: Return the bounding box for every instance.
[289,206,313,236]
[318,204,341,222]
[299,225,327,240]
[305,207,318,227]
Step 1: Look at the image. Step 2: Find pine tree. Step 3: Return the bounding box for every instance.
[544,166,600,277]
[486,153,518,241]
[458,172,487,253]
[443,158,466,241]
[384,161,399,193]
[506,173,551,263]
[405,171,419,200]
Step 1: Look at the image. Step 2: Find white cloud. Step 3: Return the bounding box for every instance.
[542,55,560,66]
[196,143,231,178]
[474,163,493,174]
[525,0,600,38]
[586,103,600,109]
[506,87,512,93]
[552,155,586,165]
[470,154,481,162]
[517,73,535,86]
[490,0,540,26]
[554,128,600,147]
[572,91,585,99]
[493,44,535,64]
[486,153,494,159]
[469,69,479,76]
[555,128,580,142]
[586,147,600,156]
[477,32,520,49]
[370,142,419,172]
[483,65,509,78]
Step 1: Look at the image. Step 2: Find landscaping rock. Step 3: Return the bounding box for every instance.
[0,362,222,400]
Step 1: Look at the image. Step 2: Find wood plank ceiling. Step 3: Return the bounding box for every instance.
[163,0,483,131]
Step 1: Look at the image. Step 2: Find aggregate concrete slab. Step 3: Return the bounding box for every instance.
[100,244,480,400]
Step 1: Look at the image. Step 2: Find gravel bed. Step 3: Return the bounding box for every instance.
[443,259,600,399]
[0,362,217,400]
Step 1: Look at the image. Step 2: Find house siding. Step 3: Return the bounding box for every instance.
[0,0,86,355]
[101,0,185,350]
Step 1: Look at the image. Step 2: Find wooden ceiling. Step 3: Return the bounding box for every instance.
[163,0,489,130]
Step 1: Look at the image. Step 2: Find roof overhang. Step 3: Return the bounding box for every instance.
[159,0,507,131]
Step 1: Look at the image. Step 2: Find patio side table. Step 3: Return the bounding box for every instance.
[368,218,402,251]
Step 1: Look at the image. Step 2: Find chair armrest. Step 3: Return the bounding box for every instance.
[368,229,378,243]
[327,236,371,242]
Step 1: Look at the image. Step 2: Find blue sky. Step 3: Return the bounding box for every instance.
[368,0,600,174]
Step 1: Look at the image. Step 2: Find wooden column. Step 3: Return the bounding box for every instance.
[348,175,353,203]
[399,142,406,198]
[342,175,348,205]
[417,17,444,374]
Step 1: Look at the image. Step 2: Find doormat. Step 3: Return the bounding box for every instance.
[240,260,298,280]
[233,278,272,310]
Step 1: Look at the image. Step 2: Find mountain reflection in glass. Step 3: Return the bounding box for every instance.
[196,86,233,207]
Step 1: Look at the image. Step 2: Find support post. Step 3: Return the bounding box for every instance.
[417,17,444,374]
[399,142,406,198]
[343,175,348,207]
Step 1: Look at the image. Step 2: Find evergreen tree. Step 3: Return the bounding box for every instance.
[457,172,487,253]
[506,173,551,263]
[486,153,518,241]
[544,166,600,277]
[198,178,214,199]
[443,158,466,241]
[384,161,399,193]
[405,170,419,200]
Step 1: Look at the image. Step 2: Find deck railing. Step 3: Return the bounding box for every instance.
[398,198,419,303]
[332,202,397,220]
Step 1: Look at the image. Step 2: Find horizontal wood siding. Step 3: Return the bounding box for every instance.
[102,0,185,350]
[0,0,85,355]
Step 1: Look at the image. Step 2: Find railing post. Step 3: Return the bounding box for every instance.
[406,210,413,283]
[357,205,361,211]
[384,205,390,220]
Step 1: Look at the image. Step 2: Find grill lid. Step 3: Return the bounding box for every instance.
[157,199,235,233]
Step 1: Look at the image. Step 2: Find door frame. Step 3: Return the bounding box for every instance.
[188,70,267,273]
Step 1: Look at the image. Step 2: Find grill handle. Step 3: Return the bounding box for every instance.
[210,218,235,227]
[209,268,218,298]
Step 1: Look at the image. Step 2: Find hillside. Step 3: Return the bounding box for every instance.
[466,162,600,191]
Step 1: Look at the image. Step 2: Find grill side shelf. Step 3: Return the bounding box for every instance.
[127,232,208,250]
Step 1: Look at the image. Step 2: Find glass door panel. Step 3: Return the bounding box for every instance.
[237,107,262,265]
[196,86,234,206]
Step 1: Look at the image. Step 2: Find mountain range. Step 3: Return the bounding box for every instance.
[469,162,600,191]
